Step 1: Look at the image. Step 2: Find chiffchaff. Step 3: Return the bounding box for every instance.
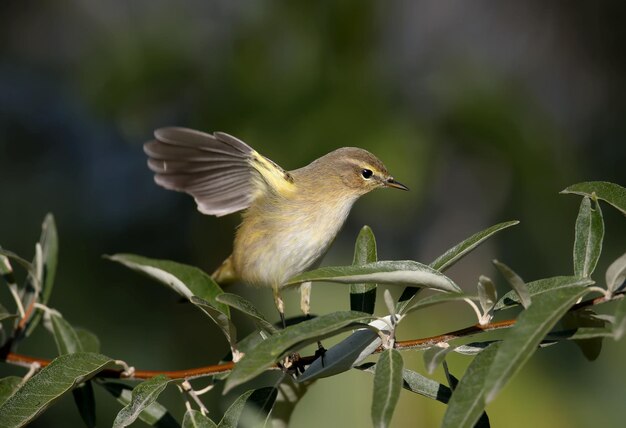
[144,127,407,323]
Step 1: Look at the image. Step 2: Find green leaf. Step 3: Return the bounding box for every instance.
[453,341,500,355]
[561,309,605,361]
[400,368,451,403]
[573,197,604,278]
[191,296,237,348]
[484,286,589,403]
[613,295,626,340]
[215,293,277,334]
[113,375,171,428]
[495,276,593,310]
[24,214,59,337]
[0,377,22,407]
[219,387,277,428]
[47,312,84,355]
[287,261,461,294]
[547,327,613,341]
[606,252,626,294]
[358,363,452,404]
[218,390,253,428]
[493,260,530,309]
[107,254,228,315]
[99,382,179,428]
[423,344,454,375]
[0,305,17,323]
[561,181,626,216]
[224,311,373,393]
[396,221,519,313]
[298,316,399,382]
[0,250,34,275]
[371,348,403,428]
[75,328,101,353]
[477,276,497,315]
[401,292,471,316]
[72,381,96,428]
[445,373,491,428]
[183,410,217,428]
[442,342,501,428]
[350,226,378,314]
[431,221,519,272]
[0,353,116,428]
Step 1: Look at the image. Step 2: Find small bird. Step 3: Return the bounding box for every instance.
[144,127,407,323]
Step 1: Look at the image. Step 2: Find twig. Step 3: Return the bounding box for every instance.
[2,290,623,380]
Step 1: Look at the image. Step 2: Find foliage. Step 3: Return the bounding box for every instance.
[0,182,625,427]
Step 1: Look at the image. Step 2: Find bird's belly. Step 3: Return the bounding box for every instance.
[233,199,355,288]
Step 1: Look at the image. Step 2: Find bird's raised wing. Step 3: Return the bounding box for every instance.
[144,127,294,217]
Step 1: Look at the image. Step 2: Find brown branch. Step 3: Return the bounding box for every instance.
[2,290,622,380]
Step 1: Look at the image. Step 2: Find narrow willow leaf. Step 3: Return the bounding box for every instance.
[72,381,96,428]
[216,293,277,334]
[24,214,59,337]
[0,353,116,427]
[0,250,35,275]
[218,390,254,428]
[75,328,101,353]
[0,377,22,406]
[191,296,237,348]
[107,254,228,315]
[431,221,519,272]
[573,197,604,278]
[493,260,530,309]
[547,327,613,341]
[0,304,17,322]
[48,312,84,355]
[113,375,171,428]
[606,252,626,294]
[183,409,217,428]
[371,348,403,428]
[424,344,454,375]
[383,290,396,318]
[99,382,179,428]
[477,276,496,314]
[396,221,518,314]
[287,261,460,294]
[235,330,266,357]
[484,286,588,403]
[561,309,605,361]
[442,342,501,428]
[402,292,470,316]
[358,363,452,404]
[220,387,277,428]
[613,296,626,340]
[561,181,626,216]
[495,276,594,310]
[445,373,491,428]
[350,226,378,314]
[298,316,400,382]
[453,341,500,355]
[224,311,373,392]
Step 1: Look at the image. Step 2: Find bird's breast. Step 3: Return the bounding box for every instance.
[232,193,357,288]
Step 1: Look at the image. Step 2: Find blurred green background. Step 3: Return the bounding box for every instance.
[1,1,625,427]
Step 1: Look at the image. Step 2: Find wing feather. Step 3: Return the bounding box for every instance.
[144,127,289,217]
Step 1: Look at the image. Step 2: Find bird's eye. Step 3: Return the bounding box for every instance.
[361,169,373,179]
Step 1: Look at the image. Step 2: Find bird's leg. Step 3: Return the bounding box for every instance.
[300,282,326,365]
[273,286,286,329]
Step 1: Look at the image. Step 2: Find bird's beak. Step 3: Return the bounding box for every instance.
[384,177,409,191]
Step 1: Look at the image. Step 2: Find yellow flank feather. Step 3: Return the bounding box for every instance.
[250,151,296,198]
